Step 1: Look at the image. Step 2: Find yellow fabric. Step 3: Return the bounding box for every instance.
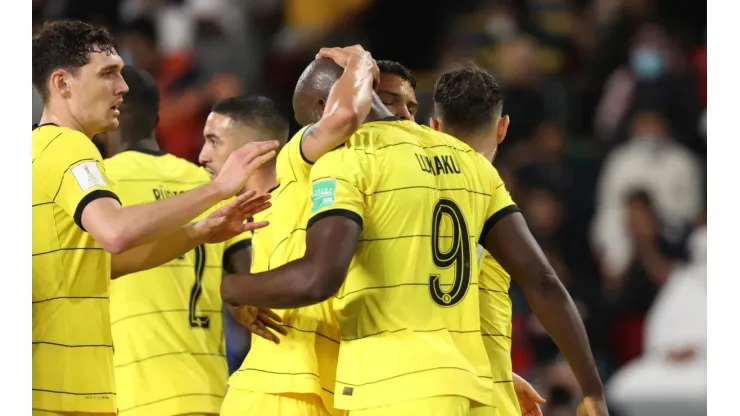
[348,395,470,416]
[104,150,249,416]
[32,411,116,416]
[227,130,344,416]
[32,124,118,413]
[221,389,333,416]
[306,120,517,410]
[478,252,520,416]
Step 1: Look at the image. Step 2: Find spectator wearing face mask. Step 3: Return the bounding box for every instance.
[594,24,702,151]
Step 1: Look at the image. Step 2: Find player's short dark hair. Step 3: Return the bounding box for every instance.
[377,60,417,89]
[119,66,159,133]
[32,20,118,102]
[212,96,290,141]
[433,62,504,132]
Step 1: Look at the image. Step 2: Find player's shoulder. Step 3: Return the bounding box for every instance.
[32,124,101,165]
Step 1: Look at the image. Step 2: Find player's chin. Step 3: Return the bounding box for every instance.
[104,118,120,131]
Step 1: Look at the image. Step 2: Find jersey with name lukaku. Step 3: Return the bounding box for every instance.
[307,120,519,410]
[32,124,120,413]
[228,130,344,416]
[104,149,249,416]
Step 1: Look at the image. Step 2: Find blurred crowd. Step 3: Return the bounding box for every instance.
[32,0,707,414]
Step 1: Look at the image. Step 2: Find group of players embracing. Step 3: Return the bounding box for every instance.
[32,19,608,416]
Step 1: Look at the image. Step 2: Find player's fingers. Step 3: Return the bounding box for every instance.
[239,140,280,161]
[259,308,283,323]
[260,316,288,336]
[249,323,280,344]
[243,220,269,233]
[244,150,277,173]
[524,383,546,403]
[238,194,271,213]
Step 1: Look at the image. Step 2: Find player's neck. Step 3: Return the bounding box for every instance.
[450,128,498,162]
[242,165,278,196]
[121,137,160,154]
[364,94,395,123]
[39,106,94,138]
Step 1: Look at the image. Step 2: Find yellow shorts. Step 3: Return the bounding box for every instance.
[348,396,470,416]
[220,389,332,416]
[32,412,116,416]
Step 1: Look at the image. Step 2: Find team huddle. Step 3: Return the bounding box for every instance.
[32,21,608,416]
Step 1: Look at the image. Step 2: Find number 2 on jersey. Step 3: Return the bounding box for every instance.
[189,244,210,328]
[429,198,472,307]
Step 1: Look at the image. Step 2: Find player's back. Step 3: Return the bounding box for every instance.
[227,133,343,416]
[105,149,231,416]
[32,124,117,413]
[307,120,511,410]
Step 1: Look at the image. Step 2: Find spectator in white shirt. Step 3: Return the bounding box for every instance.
[607,222,706,416]
[591,109,702,279]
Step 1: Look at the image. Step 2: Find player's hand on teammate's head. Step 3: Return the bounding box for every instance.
[194,190,272,244]
[513,373,545,416]
[315,45,380,90]
[229,305,287,344]
[211,140,280,198]
[576,396,609,416]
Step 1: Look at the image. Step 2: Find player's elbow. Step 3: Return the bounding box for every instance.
[304,266,345,304]
[95,230,129,255]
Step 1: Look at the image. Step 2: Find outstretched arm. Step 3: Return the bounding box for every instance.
[482,212,604,399]
[111,192,271,278]
[221,215,360,308]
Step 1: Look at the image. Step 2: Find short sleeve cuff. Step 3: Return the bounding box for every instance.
[223,239,252,265]
[479,204,520,245]
[74,190,121,232]
[308,209,363,230]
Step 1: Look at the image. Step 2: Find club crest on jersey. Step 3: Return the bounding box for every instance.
[311,179,337,213]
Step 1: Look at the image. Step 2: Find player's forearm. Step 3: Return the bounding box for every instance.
[302,55,375,162]
[221,257,337,308]
[111,224,203,279]
[112,183,224,251]
[520,273,604,397]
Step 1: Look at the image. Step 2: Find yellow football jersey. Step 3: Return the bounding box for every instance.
[32,124,119,413]
[105,149,249,416]
[478,250,519,415]
[228,129,344,416]
[306,120,518,411]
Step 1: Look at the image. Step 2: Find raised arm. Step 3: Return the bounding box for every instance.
[83,141,278,253]
[300,46,378,163]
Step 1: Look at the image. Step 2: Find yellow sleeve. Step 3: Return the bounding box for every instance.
[306,146,369,229]
[39,131,120,231]
[480,162,519,242]
[278,126,313,183]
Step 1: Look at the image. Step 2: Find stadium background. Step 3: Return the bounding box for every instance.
[31,0,707,415]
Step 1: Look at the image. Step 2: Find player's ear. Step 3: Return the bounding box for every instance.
[50,69,70,98]
[429,117,441,131]
[497,115,510,144]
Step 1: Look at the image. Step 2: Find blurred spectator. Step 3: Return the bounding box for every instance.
[591,109,701,279]
[492,36,569,147]
[605,189,688,366]
[607,222,706,416]
[593,24,702,149]
[119,16,216,163]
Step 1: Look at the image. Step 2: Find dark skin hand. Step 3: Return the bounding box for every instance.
[483,212,607,413]
[221,216,360,308]
[224,243,288,343]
